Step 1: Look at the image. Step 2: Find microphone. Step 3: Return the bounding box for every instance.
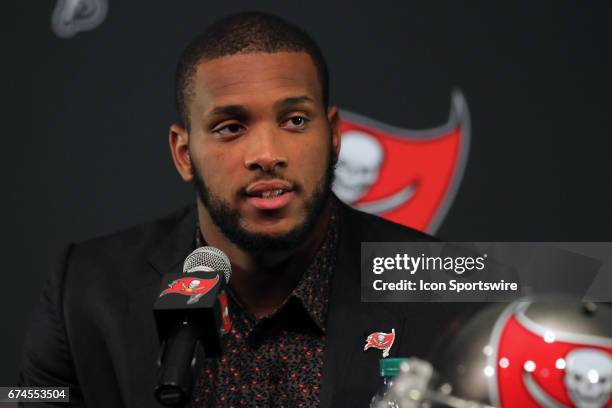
[153,246,232,407]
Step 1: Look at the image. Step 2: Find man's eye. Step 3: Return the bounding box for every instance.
[282,115,310,130]
[213,123,245,136]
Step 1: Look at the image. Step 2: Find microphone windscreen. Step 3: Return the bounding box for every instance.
[183,246,232,283]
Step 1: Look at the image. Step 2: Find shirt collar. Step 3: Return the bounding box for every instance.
[194,201,339,333]
[291,205,338,331]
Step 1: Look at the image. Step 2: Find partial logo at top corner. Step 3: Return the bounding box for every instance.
[51,0,108,38]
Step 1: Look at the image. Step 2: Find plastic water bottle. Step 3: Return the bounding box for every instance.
[369,358,408,408]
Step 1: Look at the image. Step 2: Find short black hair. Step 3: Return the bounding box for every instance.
[174,11,329,130]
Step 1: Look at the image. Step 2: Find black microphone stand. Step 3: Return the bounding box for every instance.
[155,318,204,406]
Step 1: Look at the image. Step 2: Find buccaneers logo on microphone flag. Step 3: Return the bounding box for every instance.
[334,91,470,234]
[159,275,219,305]
[364,329,396,358]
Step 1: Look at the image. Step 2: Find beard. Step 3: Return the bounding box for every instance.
[192,150,335,253]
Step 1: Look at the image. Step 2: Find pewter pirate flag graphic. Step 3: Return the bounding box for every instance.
[51,0,108,38]
[490,302,612,408]
[334,91,470,233]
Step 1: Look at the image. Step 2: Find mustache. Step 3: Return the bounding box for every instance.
[236,148,337,197]
[238,172,302,196]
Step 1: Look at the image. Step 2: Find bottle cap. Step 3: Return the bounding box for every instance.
[379,357,409,377]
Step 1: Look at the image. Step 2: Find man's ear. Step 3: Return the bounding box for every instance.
[169,123,193,182]
[327,106,341,163]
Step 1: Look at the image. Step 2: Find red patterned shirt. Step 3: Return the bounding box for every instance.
[192,210,338,407]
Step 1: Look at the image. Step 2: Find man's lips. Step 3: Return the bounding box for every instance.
[246,180,293,195]
[247,192,294,210]
[245,180,295,210]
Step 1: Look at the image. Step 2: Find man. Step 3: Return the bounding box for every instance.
[20,12,466,407]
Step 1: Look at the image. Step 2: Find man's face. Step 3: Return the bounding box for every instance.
[185,52,340,251]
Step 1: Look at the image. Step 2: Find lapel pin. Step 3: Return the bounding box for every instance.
[364,328,396,358]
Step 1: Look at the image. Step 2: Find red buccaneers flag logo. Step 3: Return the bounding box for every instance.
[335,91,470,233]
[488,301,612,408]
[159,275,220,305]
[217,290,232,334]
[364,329,396,358]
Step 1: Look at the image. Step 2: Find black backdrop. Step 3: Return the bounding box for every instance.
[5,1,611,385]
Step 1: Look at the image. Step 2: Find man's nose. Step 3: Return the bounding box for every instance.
[243,126,288,172]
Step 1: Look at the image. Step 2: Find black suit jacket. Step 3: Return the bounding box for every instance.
[20,203,472,407]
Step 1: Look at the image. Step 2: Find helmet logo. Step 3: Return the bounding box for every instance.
[489,301,612,408]
[564,348,612,408]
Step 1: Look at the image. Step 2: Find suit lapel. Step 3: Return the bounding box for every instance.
[123,206,196,407]
[320,205,405,407]
[146,206,197,276]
